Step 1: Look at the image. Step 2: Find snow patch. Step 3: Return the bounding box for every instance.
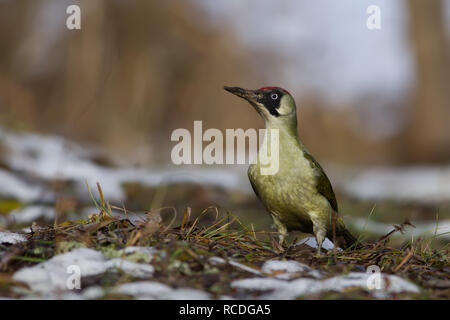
[0,232,27,244]
[0,169,49,202]
[295,236,337,250]
[344,166,450,202]
[106,259,154,278]
[350,218,450,240]
[81,286,105,299]
[9,206,55,224]
[13,248,154,294]
[209,257,262,275]
[232,271,420,299]
[113,281,211,300]
[261,260,321,279]
[119,246,156,256]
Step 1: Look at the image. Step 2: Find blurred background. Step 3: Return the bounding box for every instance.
[0,0,449,245]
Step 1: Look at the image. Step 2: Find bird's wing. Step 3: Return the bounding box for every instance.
[302,150,339,212]
[248,174,262,201]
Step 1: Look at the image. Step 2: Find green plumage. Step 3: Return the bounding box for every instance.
[302,149,338,213]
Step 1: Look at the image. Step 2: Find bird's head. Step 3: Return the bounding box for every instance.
[224,86,297,128]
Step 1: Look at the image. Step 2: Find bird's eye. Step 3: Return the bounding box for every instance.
[270,93,278,100]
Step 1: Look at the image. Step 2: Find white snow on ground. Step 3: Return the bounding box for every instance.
[12,248,155,294]
[80,286,105,299]
[0,232,27,244]
[112,281,211,300]
[106,259,154,278]
[262,260,309,274]
[8,206,55,224]
[231,271,420,299]
[119,246,157,256]
[0,169,49,203]
[209,257,262,275]
[349,218,450,240]
[343,166,450,202]
[296,236,338,250]
[261,260,322,279]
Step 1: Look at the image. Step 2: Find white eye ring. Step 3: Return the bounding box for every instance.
[271,93,278,100]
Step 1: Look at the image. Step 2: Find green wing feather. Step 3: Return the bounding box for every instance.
[302,150,339,213]
[249,178,262,201]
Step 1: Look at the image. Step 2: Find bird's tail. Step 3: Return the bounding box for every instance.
[339,226,362,249]
[329,216,363,250]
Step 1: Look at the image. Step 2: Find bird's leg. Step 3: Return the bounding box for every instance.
[271,213,287,249]
[278,230,287,247]
[314,228,326,256]
[310,212,327,256]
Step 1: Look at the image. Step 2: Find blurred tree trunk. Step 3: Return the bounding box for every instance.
[406,0,450,163]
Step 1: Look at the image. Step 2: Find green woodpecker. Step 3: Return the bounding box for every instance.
[224,86,358,254]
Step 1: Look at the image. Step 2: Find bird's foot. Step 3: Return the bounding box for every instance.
[313,247,325,258]
[271,238,285,253]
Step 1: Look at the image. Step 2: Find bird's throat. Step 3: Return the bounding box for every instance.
[255,121,303,176]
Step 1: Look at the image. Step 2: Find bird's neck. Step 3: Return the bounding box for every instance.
[264,118,301,149]
[256,118,304,172]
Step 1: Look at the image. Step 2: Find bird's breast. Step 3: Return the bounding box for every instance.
[248,144,319,214]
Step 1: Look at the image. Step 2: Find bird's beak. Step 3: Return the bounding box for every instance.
[224,86,259,104]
